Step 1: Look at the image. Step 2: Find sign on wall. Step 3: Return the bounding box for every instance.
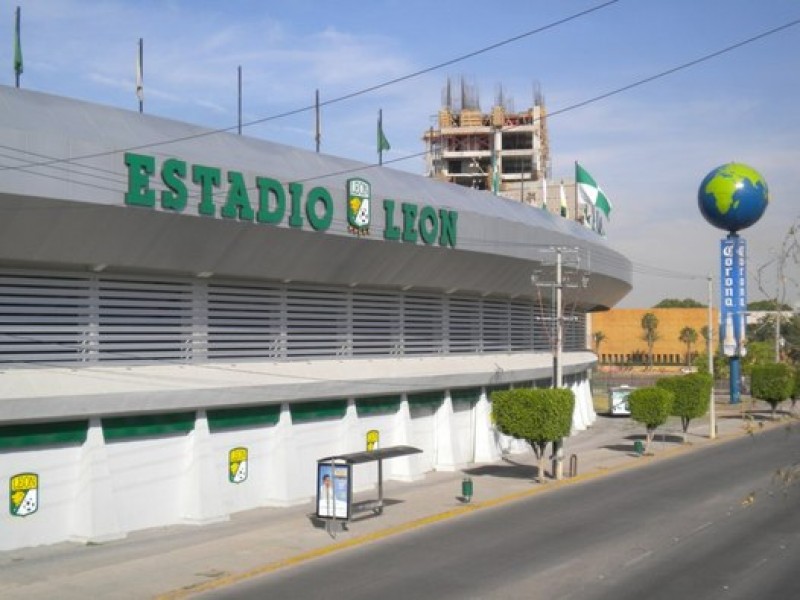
[366,429,380,451]
[9,472,38,517]
[229,447,248,484]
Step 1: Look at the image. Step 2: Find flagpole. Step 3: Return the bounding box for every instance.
[137,38,144,113]
[14,6,22,88]
[378,109,384,165]
[315,89,321,153]
[237,65,242,135]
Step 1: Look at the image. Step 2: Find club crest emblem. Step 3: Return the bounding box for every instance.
[10,472,38,517]
[347,178,371,236]
[229,447,248,484]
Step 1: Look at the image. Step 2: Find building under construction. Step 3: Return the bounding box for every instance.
[424,78,550,204]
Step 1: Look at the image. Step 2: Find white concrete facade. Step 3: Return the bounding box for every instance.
[0,376,595,551]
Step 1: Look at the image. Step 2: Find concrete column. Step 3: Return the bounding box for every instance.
[473,388,501,463]
[263,403,296,506]
[433,391,463,472]
[386,396,422,482]
[181,411,228,524]
[69,418,125,544]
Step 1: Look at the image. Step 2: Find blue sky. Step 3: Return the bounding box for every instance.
[2,0,799,308]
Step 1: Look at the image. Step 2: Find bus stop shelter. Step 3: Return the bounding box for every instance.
[316,445,421,523]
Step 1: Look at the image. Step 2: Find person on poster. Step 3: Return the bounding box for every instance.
[317,464,349,518]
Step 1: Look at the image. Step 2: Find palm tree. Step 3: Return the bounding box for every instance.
[679,326,698,365]
[593,331,607,358]
[641,312,660,368]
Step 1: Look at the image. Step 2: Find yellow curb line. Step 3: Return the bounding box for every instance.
[157,421,784,599]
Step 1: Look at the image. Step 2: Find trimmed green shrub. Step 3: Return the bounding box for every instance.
[491,388,574,481]
[657,372,712,437]
[628,387,674,453]
[751,363,794,418]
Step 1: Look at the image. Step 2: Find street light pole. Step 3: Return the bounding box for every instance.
[708,275,716,440]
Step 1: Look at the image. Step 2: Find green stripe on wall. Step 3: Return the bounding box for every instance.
[102,412,195,441]
[407,391,444,408]
[450,387,481,404]
[0,420,88,449]
[207,405,281,432]
[355,395,401,416]
[486,384,511,394]
[290,400,347,423]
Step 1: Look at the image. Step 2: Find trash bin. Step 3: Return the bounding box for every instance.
[633,440,644,456]
[461,477,473,502]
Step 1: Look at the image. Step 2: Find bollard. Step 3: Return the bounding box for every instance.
[568,454,578,478]
[461,477,473,502]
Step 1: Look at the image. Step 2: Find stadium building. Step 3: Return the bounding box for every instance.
[0,86,631,550]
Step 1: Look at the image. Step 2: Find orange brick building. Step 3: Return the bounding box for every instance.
[591,308,718,365]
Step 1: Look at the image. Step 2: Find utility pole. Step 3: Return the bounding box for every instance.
[554,248,563,388]
[532,247,587,479]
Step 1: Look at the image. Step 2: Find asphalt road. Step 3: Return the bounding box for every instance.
[197,423,800,600]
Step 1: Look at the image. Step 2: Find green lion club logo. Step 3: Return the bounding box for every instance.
[229,447,248,484]
[347,178,371,236]
[10,472,39,517]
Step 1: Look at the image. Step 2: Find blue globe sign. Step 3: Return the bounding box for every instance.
[697,163,769,233]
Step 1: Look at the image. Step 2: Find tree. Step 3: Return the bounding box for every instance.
[748,299,792,311]
[793,366,800,411]
[678,326,698,365]
[754,217,800,363]
[700,325,711,345]
[640,312,660,368]
[653,298,705,308]
[657,372,712,441]
[750,363,794,419]
[628,387,673,453]
[692,351,728,380]
[491,388,574,483]
[742,340,777,374]
[593,331,607,356]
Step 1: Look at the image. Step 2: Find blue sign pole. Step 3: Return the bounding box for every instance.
[720,234,747,404]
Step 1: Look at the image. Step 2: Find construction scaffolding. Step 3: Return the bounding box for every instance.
[424,78,551,205]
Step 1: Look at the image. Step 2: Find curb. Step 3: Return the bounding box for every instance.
[157,416,786,599]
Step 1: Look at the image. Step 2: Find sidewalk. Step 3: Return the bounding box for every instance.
[0,401,783,600]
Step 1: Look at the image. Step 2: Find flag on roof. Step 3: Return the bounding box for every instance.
[377,110,390,153]
[14,7,23,82]
[576,162,612,219]
[559,181,568,218]
[136,38,144,104]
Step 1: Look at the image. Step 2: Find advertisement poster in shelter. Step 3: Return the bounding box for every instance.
[316,461,351,520]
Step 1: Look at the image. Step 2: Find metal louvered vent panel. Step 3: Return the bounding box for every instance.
[207,282,284,359]
[96,278,193,362]
[482,299,510,352]
[448,296,481,354]
[286,286,348,358]
[564,312,587,351]
[533,303,552,351]
[510,301,535,351]
[352,291,402,356]
[0,268,586,367]
[403,293,444,355]
[0,272,93,363]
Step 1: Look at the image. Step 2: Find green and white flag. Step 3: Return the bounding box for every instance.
[576,162,612,219]
[13,6,23,86]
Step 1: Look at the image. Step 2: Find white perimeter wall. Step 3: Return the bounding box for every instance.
[0,375,595,551]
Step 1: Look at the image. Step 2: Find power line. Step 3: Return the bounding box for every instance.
[3,10,798,205]
[0,1,621,174]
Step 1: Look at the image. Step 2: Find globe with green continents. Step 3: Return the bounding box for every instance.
[698,162,769,232]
